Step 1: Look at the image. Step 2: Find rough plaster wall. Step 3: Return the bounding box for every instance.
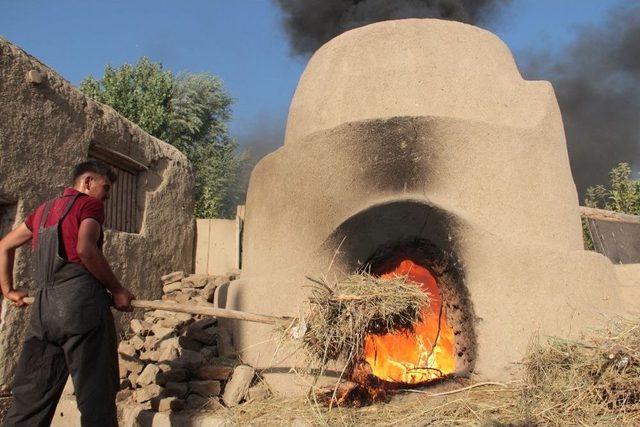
[242,116,583,278]
[286,19,551,144]
[614,264,640,304]
[223,19,638,395]
[0,38,195,391]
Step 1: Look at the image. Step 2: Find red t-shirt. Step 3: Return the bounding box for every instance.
[25,188,105,267]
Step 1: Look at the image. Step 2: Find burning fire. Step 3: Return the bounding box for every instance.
[363,259,456,384]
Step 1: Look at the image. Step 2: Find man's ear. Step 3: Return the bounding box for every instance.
[83,174,93,190]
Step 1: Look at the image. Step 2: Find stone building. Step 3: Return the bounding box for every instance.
[0,37,195,391]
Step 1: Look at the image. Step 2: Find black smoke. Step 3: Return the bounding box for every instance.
[236,112,286,162]
[233,115,286,204]
[275,0,508,55]
[523,4,640,198]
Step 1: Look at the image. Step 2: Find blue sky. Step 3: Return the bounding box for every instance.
[0,0,627,153]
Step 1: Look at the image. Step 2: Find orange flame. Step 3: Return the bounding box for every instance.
[363,259,456,384]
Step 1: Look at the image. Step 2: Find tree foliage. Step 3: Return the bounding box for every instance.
[583,162,640,250]
[80,58,250,218]
[585,163,640,215]
[166,73,232,153]
[190,143,252,218]
[80,58,173,139]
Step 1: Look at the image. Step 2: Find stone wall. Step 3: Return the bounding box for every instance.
[0,37,195,391]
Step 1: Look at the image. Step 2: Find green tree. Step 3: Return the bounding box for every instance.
[80,59,250,218]
[166,73,232,152]
[191,142,252,218]
[585,163,640,215]
[80,58,173,139]
[583,162,640,250]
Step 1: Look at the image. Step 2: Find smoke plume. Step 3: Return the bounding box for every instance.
[523,4,640,198]
[275,0,508,55]
[236,113,286,161]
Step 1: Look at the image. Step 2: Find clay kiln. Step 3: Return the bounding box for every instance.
[218,19,637,395]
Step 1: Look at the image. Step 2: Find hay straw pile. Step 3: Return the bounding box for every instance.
[521,317,640,425]
[236,317,640,426]
[299,273,430,365]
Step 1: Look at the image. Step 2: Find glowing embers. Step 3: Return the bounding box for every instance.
[363,259,456,384]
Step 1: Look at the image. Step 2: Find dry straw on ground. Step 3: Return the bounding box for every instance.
[235,316,640,426]
[296,273,430,368]
[520,316,640,425]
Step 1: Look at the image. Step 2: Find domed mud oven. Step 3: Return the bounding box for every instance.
[217,19,630,396]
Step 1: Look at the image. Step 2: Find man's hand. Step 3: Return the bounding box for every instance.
[112,287,135,312]
[5,290,28,307]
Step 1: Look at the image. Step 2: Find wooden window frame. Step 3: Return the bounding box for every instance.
[88,142,148,234]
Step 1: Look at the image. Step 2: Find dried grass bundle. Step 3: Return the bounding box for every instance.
[299,273,430,365]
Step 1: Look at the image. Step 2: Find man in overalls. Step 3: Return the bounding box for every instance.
[0,160,135,426]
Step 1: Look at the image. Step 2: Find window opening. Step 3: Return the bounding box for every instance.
[88,142,147,233]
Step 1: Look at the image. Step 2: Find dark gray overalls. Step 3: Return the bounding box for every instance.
[5,193,119,427]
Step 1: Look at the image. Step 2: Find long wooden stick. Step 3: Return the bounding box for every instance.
[22,297,293,326]
[131,300,293,326]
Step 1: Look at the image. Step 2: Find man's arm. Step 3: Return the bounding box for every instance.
[77,218,135,311]
[0,223,32,307]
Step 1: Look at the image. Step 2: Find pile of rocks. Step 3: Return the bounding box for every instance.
[116,271,269,413]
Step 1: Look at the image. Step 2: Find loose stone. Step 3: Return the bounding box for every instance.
[165,381,189,399]
[222,365,255,407]
[136,363,160,387]
[189,380,221,397]
[151,396,185,412]
[160,271,186,284]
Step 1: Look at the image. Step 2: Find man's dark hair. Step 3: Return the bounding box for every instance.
[72,160,117,183]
